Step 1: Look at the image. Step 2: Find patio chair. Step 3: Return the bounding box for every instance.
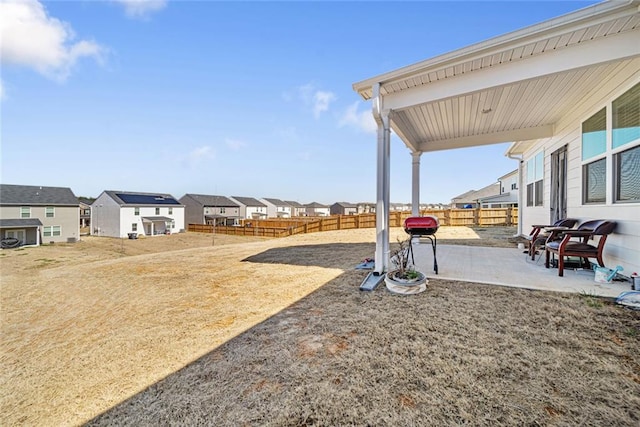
[526,218,578,260]
[544,220,617,277]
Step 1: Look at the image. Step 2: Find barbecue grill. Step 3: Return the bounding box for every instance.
[404,216,439,274]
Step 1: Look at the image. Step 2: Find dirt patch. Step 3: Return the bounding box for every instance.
[2,226,637,426]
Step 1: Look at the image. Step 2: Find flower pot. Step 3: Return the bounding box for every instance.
[384,270,428,295]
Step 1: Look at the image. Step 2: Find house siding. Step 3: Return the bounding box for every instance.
[0,205,79,243]
[519,70,640,274]
[181,195,205,225]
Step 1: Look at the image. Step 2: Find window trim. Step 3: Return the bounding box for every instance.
[20,207,31,218]
[45,206,55,218]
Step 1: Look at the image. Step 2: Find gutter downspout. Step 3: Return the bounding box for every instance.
[373,83,391,274]
[507,152,524,236]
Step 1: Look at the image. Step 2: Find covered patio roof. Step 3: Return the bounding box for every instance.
[352,0,640,275]
[353,0,639,154]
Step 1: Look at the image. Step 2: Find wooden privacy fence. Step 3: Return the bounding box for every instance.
[187,207,518,238]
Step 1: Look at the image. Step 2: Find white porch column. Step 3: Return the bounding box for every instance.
[516,159,524,236]
[411,152,421,217]
[373,83,391,274]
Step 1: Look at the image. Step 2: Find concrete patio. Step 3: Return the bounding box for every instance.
[411,240,633,298]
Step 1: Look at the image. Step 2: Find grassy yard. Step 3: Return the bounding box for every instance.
[1,227,638,426]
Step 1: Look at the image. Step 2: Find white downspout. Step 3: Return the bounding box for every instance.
[411,152,421,217]
[373,83,391,274]
[508,152,524,236]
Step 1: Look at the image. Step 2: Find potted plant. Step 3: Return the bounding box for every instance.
[384,237,428,295]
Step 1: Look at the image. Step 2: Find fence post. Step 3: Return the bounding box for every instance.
[506,207,512,226]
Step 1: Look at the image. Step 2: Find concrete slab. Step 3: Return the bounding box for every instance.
[410,241,632,298]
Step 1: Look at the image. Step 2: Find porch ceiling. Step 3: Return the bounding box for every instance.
[353,1,640,153]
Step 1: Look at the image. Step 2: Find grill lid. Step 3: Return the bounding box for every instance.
[404,216,439,236]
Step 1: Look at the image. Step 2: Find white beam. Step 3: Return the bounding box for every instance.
[415,124,554,153]
[411,152,421,217]
[373,83,391,275]
[383,30,640,112]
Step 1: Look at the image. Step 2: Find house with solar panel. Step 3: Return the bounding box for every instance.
[179,194,240,226]
[91,191,185,238]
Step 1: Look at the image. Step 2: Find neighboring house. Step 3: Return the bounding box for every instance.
[304,202,330,217]
[180,194,240,226]
[479,170,519,208]
[261,198,292,218]
[451,183,501,209]
[92,191,185,238]
[78,199,92,229]
[0,184,80,245]
[352,1,639,275]
[330,202,358,216]
[357,202,376,214]
[229,196,268,220]
[284,200,306,217]
[391,202,411,212]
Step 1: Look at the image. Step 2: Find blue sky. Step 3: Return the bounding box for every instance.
[1,0,599,204]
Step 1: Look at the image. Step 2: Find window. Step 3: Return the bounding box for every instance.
[134,207,140,216]
[583,158,606,204]
[511,183,517,190]
[220,207,225,214]
[613,82,639,149]
[20,207,30,218]
[615,145,640,202]
[155,207,160,215]
[168,207,173,215]
[581,84,639,205]
[526,152,543,207]
[45,207,55,218]
[132,223,137,232]
[582,107,607,160]
[43,226,61,237]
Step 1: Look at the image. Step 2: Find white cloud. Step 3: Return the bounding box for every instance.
[183,145,215,168]
[225,138,247,151]
[0,0,105,82]
[113,0,167,19]
[339,101,377,134]
[312,90,336,119]
[285,83,336,119]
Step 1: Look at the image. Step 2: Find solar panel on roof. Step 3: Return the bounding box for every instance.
[116,193,180,205]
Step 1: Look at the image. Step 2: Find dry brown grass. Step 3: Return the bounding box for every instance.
[1,227,638,426]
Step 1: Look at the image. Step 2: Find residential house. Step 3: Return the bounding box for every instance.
[180,194,240,226]
[390,202,412,212]
[92,191,185,238]
[261,198,292,218]
[78,197,93,229]
[330,202,358,216]
[357,202,376,214]
[352,0,639,275]
[0,184,80,245]
[284,200,306,217]
[304,202,330,217]
[478,170,519,208]
[229,196,268,220]
[450,183,501,209]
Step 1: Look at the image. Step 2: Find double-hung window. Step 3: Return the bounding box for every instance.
[43,226,61,237]
[613,83,639,203]
[20,207,30,218]
[45,207,55,218]
[582,83,639,204]
[526,152,543,207]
